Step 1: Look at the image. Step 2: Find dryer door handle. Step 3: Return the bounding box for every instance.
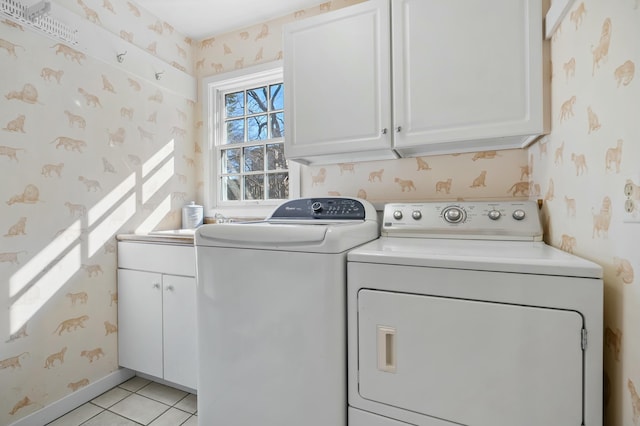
[377,325,397,373]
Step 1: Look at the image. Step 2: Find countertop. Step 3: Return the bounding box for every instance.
[117,229,196,245]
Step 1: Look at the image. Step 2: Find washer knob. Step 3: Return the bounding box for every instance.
[512,209,526,220]
[443,207,464,223]
[393,210,403,220]
[488,210,501,220]
[311,202,322,212]
[412,210,422,220]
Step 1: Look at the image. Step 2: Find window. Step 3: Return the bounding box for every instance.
[203,62,299,216]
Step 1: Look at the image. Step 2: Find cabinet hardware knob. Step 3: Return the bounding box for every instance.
[396,126,402,133]
[153,283,160,289]
[166,285,174,291]
[381,128,388,135]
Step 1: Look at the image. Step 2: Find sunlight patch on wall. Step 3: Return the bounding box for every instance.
[88,193,137,257]
[88,173,136,227]
[10,243,81,334]
[139,139,175,205]
[87,173,136,257]
[142,139,175,177]
[142,157,175,205]
[135,195,172,234]
[9,220,83,299]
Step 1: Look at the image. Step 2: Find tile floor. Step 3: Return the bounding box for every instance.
[46,377,197,426]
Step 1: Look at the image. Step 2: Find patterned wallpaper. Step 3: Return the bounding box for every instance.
[530,1,639,425]
[0,1,196,423]
[56,0,195,74]
[3,0,636,424]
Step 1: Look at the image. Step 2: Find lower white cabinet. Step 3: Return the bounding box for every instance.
[117,241,197,390]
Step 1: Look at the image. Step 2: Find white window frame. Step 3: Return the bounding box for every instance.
[202,61,300,218]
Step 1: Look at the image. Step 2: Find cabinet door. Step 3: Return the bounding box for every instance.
[117,269,163,378]
[392,0,545,155]
[284,0,395,164]
[163,275,197,389]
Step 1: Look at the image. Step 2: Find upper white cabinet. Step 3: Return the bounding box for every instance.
[283,0,548,165]
[284,0,395,164]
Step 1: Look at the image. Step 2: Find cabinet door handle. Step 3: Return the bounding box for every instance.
[152,283,160,289]
[396,126,402,133]
[381,128,388,135]
[165,285,174,292]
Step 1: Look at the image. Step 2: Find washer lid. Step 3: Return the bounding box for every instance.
[196,197,379,252]
[348,238,603,279]
[196,221,379,253]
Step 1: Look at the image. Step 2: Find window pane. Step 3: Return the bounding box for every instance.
[268,173,289,200]
[225,119,245,144]
[247,86,268,114]
[248,115,268,141]
[266,143,286,170]
[244,175,264,200]
[221,176,240,201]
[270,112,284,139]
[225,92,244,117]
[270,84,283,110]
[222,148,240,173]
[244,146,264,172]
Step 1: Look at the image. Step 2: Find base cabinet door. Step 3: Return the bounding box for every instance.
[117,269,163,378]
[163,275,197,389]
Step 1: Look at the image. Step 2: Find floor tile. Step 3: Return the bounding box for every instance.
[47,402,103,426]
[92,387,133,409]
[81,410,140,426]
[148,407,191,425]
[137,382,188,406]
[181,415,198,426]
[174,394,197,414]
[119,376,152,393]
[109,394,170,425]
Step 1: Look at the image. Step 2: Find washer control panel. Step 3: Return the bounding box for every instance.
[269,197,369,221]
[383,201,542,241]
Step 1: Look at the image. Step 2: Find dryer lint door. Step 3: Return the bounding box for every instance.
[357,290,584,426]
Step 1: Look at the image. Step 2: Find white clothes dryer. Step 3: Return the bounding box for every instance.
[195,197,378,426]
[347,201,603,426]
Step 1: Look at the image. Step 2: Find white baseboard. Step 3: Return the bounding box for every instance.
[9,368,135,426]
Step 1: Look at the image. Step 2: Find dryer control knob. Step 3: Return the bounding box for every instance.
[393,210,403,220]
[412,210,422,220]
[488,210,501,220]
[512,209,526,220]
[443,206,464,223]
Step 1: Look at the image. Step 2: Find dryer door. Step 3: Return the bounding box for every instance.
[357,290,583,426]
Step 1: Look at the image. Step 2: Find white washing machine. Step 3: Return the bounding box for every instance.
[347,201,603,426]
[195,197,378,426]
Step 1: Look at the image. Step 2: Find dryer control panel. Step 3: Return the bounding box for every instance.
[382,201,543,241]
